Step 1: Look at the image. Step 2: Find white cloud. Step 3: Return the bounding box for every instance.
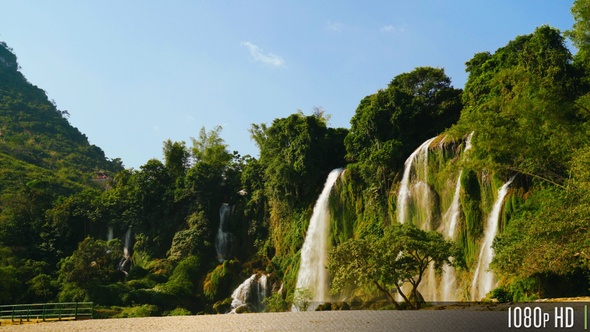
[381,25,405,33]
[326,21,344,32]
[241,42,284,67]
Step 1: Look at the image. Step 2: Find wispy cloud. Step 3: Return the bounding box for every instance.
[326,21,344,32]
[380,25,405,33]
[241,42,284,67]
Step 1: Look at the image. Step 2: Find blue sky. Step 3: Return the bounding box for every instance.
[0,1,576,169]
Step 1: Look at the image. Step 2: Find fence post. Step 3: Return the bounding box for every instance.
[75,302,78,320]
[42,304,46,322]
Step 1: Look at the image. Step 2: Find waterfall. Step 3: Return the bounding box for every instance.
[465,131,474,151]
[397,137,436,225]
[396,134,475,301]
[215,203,233,262]
[107,226,113,241]
[118,227,133,275]
[258,274,268,305]
[443,171,463,240]
[439,133,473,301]
[471,177,514,300]
[230,274,269,313]
[439,171,462,301]
[293,168,344,311]
[395,138,438,300]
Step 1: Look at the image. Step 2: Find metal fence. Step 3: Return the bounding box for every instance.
[0,302,93,324]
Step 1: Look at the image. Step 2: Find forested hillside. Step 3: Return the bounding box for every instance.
[2,0,590,317]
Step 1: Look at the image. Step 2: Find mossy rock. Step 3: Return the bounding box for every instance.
[315,303,332,311]
[235,305,251,314]
[349,297,364,310]
[213,297,233,314]
[337,302,350,310]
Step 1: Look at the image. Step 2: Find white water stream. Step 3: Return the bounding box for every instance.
[294,168,343,311]
[471,177,514,300]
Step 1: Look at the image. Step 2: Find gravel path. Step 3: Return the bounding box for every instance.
[0,310,512,332]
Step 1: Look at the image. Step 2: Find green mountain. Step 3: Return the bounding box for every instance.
[0,42,124,304]
[0,42,122,187]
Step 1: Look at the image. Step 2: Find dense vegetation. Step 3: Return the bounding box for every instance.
[2,0,590,316]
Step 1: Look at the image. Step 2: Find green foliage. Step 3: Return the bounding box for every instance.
[167,212,211,262]
[202,260,240,301]
[160,255,202,298]
[163,139,190,182]
[456,26,583,187]
[328,166,387,244]
[292,287,312,311]
[458,170,484,267]
[344,67,462,192]
[115,304,161,318]
[165,307,192,316]
[252,112,346,212]
[566,0,590,69]
[328,223,456,310]
[58,237,123,290]
[491,183,590,279]
[191,126,232,168]
[27,274,57,302]
[0,43,122,178]
[0,264,19,304]
[263,291,289,312]
[490,278,539,303]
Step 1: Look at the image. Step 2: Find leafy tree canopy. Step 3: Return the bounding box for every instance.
[344,67,462,190]
[455,26,586,187]
[328,222,458,310]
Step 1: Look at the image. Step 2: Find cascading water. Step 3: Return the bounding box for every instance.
[230,274,269,313]
[439,171,463,301]
[258,274,268,305]
[471,176,514,300]
[397,137,436,226]
[107,226,114,241]
[396,134,474,301]
[118,227,132,275]
[215,203,233,262]
[395,137,438,300]
[293,168,344,311]
[439,133,472,301]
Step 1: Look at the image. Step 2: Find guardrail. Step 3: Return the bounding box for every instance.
[0,302,93,324]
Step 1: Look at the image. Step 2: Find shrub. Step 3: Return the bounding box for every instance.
[116,304,161,318]
[166,307,192,316]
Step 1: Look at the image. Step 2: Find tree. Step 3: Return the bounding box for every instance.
[566,0,590,68]
[328,223,456,309]
[492,145,590,285]
[191,126,231,168]
[312,106,331,125]
[292,287,313,311]
[163,139,190,182]
[344,67,462,191]
[252,113,346,210]
[58,237,122,291]
[167,211,211,262]
[456,26,582,187]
